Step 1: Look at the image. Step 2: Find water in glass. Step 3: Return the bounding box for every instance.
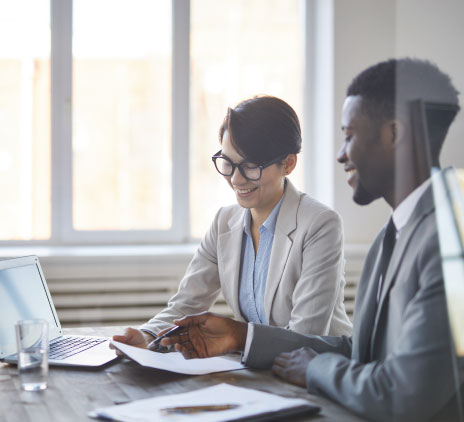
[15,319,49,391]
[18,348,48,391]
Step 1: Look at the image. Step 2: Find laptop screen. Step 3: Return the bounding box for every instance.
[0,259,61,358]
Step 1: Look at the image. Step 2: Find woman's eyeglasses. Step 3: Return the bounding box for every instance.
[211,150,287,181]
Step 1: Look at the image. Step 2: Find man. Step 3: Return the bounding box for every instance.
[162,58,462,421]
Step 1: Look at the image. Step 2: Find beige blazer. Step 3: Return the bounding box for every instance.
[140,180,352,337]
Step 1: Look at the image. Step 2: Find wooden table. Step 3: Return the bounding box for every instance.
[0,326,367,422]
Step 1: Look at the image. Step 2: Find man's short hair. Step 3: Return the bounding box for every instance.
[347,58,460,159]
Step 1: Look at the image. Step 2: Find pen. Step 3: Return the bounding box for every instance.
[147,326,184,351]
[160,404,240,414]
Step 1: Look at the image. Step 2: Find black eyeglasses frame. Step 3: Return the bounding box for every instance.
[211,150,288,181]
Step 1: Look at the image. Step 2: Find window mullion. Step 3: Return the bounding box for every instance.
[301,0,334,206]
[51,0,73,243]
[172,0,191,242]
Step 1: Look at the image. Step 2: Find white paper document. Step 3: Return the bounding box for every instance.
[111,341,245,375]
[89,383,316,422]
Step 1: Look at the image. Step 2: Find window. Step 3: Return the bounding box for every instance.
[0,0,305,245]
[190,0,304,238]
[0,0,51,241]
[73,0,172,232]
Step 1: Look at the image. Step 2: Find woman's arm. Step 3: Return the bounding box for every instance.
[139,209,224,336]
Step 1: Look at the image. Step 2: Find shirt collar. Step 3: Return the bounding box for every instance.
[262,193,284,233]
[392,178,431,233]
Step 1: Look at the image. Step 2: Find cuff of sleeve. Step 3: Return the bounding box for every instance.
[241,323,255,363]
[305,352,341,394]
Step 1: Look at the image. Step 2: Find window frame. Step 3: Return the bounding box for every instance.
[1,0,325,247]
[55,0,190,245]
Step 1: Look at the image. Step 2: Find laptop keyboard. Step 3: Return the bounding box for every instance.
[49,336,106,360]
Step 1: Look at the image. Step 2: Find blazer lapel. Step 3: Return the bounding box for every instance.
[264,180,299,321]
[218,209,245,321]
[370,187,435,355]
[353,232,385,363]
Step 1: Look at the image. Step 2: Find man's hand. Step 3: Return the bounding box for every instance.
[161,312,248,359]
[111,328,153,352]
[272,347,318,388]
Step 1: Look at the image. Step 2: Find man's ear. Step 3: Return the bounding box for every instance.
[390,119,405,145]
[384,119,406,147]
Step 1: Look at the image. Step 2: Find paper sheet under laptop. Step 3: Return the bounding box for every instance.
[89,383,315,422]
[111,341,245,375]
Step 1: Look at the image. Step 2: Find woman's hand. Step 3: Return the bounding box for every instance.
[112,327,153,351]
[161,312,248,359]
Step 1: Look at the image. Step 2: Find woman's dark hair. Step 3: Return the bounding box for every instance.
[219,95,302,165]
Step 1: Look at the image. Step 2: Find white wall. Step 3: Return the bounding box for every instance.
[395,0,464,170]
[332,0,394,244]
[318,0,464,246]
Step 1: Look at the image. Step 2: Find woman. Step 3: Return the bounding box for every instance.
[114,96,352,349]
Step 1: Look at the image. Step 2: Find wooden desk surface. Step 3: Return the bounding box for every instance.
[0,326,367,422]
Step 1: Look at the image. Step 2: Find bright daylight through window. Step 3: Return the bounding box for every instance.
[0,0,303,244]
[190,0,303,238]
[0,0,51,241]
[73,0,172,232]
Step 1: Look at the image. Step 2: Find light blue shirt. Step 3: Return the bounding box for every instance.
[238,194,284,324]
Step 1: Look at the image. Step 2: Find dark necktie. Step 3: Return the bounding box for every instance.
[367,218,397,360]
[376,217,397,303]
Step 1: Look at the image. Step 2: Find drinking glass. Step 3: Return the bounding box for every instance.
[15,319,49,391]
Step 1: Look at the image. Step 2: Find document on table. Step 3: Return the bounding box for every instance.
[111,341,245,375]
[89,383,320,422]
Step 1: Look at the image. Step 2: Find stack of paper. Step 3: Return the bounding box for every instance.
[89,383,319,422]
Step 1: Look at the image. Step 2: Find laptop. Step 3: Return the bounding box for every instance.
[0,255,119,368]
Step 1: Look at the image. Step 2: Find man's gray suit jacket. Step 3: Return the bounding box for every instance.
[244,187,462,422]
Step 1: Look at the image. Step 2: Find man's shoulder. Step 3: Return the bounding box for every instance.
[406,208,440,264]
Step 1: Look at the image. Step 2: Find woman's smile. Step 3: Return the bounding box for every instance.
[234,186,259,198]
